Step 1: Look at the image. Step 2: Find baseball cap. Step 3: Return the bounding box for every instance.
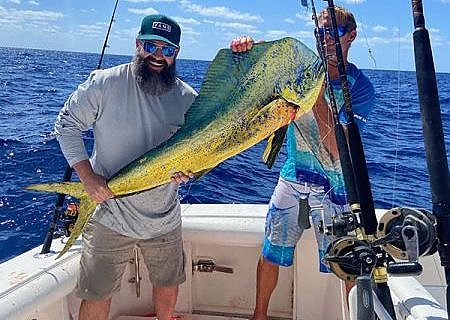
[137,14,181,48]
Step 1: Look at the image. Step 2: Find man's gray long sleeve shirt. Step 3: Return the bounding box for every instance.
[55,63,197,239]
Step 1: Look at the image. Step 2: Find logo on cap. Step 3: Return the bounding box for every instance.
[152,22,172,33]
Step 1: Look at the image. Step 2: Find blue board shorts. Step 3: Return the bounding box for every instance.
[262,177,347,272]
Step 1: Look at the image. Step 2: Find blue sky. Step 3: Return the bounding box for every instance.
[1,0,449,72]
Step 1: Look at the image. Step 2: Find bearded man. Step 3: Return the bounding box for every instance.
[54,15,197,320]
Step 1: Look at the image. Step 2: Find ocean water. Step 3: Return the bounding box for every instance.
[0,47,449,263]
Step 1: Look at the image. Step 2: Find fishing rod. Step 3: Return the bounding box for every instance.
[97,0,119,70]
[302,0,378,238]
[40,0,120,255]
[323,0,377,236]
[301,0,397,318]
[309,0,360,208]
[323,2,399,318]
[410,0,450,317]
[299,0,442,318]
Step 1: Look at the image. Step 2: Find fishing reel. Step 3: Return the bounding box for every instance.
[320,210,359,237]
[324,207,438,280]
[61,202,80,237]
[325,236,377,281]
[374,207,438,275]
[321,210,375,281]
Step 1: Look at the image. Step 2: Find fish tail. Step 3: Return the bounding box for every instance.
[25,181,97,259]
[25,181,86,199]
[56,194,97,259]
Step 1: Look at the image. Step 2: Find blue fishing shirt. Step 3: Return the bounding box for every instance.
[280,63,375,205]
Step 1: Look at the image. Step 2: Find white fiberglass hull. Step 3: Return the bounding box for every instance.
[0,204,447,320]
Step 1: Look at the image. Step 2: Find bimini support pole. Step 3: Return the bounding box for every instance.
[411,1,450,317]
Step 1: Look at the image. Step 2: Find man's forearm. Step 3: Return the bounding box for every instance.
[72,159,95,183]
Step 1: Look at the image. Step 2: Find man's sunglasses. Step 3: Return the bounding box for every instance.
[140,40,177,57]
[315,26,347,38]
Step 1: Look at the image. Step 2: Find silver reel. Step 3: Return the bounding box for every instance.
[376,207,438,260]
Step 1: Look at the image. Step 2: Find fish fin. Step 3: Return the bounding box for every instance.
[182,40,276,128]
[179,38,309,133]
[262,126,288,169]
[56,194,97,259]
[25,181,86,199]
[25,181,96,259]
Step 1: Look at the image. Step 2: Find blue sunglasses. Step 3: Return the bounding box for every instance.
[140,41,177,57]
[316,26,347,38]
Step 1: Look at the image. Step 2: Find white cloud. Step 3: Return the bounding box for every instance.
[28,1,38,5]
[284,18,295,24]
[265,29,312,42]
[78,23,108,38]
[340,0,366,4]
[357,21,368,28]
[392,26,400,37]
[295,12,312,22]
[365,34,412,47]
[429,27,440,34]
[124,0,175,2]
[265,30,289,40]
[81,8,96,13]
[366,36,391,45]
[294,12,314,27]
[180,0,263,23]
[0,6,63,25]
[0,6,64,39]
[428,28,444,46]
[372,25,388,33]
[180,25,201,36]
[113,27,138,38]
[214,21,257,32]
[295,30,314,39]
[8,0,21,4]
[172,17,200,25]
[127,7,158,15]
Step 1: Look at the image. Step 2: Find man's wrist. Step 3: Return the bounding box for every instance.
[72,159,95,182]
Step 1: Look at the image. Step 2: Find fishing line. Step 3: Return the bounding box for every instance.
[181,203,193,215]
[390,27,403,208]
[363,36,376,71]
[294,1,354,211]
[179,179,197,203]
[349,0,377,69]
[290,110,337,183]
[302,0,378,235]
[311,4,339,160]
[305,0,361,209]
[295,0,339,156]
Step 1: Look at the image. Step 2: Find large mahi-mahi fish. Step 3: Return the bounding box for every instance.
[27,37,324,258]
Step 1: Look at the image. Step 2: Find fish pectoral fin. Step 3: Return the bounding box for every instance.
[262,126,288,169]
[250,98,299,125]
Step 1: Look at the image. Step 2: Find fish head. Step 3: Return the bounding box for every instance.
[274,39,325,119]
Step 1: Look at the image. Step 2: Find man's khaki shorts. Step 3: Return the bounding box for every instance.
[75,220,185,300]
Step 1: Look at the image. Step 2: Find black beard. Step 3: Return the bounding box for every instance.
[131,53,177,96]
